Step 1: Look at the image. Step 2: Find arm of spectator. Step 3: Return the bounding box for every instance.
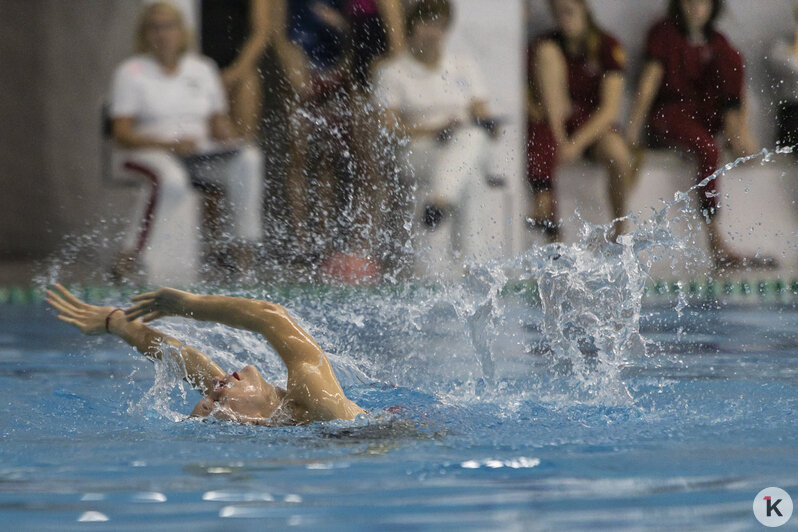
[470,100,500,138]
[380,108,456,140]
[565,72,624,158]
[210,113,239,143]
[535,40,570,145]
[272,0,311,99]
[376,0,406,54]
[111,117,197,156]
[221,0,272,88]
[767,40,798,79]
[724,99,759,157]
[310,2,349,33]
[626,61,663,147]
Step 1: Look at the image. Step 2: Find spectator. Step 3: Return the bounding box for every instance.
[375,0,504,275]
[527,0,634,243]
[272,0,350,263]
[341,0,407,276]
[200,0,273,138]
[110,2,265,283]
[626,0,772,269]
[348,0,406,89]
[767,1,798,152]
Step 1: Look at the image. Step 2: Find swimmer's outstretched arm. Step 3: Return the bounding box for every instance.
[125,288,324,367]
[46,284,225,393]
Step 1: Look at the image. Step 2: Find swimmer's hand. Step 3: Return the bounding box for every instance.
[125,287,194,322]
[46,284,119,336]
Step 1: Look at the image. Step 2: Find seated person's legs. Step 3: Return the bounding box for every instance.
[649,104,720,213]
[650,104,775,269]
[219,144,265,242]
[776,102,798,151]
[114,149,200,283]
[418,127,492,266]
[194,145,265,272]
[592,131,635,237]
[526,121,559,242]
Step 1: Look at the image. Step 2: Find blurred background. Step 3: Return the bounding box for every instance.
[0,0,796,286]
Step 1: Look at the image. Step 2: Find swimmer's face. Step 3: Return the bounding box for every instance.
[191,365,282,425]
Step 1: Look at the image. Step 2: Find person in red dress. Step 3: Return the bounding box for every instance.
[626,0,773,270]
[527,0,635,242]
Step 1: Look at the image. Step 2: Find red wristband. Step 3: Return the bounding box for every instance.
[105,308,124,333]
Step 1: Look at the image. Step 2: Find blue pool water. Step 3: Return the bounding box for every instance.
[2,281,797,530]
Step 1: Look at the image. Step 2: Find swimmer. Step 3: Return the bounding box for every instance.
[45,284,365,426]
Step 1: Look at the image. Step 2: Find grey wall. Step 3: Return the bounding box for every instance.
[0,0,140,259]
[0,0,793,260]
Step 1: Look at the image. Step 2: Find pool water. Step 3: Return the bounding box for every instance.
[2,284,797,531]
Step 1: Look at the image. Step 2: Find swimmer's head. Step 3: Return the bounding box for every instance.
[190,365,284,425]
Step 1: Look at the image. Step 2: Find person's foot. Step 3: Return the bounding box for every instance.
[712,251,779,271]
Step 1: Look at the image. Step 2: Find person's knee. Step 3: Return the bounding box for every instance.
[240,144,263,165]
[598,136,632,171]
[144,154,191,195]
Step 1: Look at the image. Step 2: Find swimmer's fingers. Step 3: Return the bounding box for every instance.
[130,291,158,303]
[46,292,83,317]
[140,311,165,323]
[56,314,83,330]
[124,301,156,320]
[52,284,90,309]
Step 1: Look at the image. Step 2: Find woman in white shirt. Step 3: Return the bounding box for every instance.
[375,0,503,276]
[110,2,264,284]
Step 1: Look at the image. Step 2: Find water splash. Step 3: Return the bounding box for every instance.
[40,147,789,419]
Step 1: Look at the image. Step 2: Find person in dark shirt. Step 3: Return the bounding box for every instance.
[271,1,404,273]
[200,0,272,138]
[527,0,635,243]
[271,0,349,264]
[627,0,773,270]
[347,0,405,89]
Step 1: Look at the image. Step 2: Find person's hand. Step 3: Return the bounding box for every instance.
[168,139,198,157]
[221,65,245,90]
[125,287,194,323]
[475,116,502,139]
[558,140,582,164]
[310,2,348,32]
[46,284,119,336]
[436,118,461,145]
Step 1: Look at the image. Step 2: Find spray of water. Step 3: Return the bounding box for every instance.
[36,147,789,419]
